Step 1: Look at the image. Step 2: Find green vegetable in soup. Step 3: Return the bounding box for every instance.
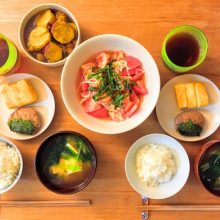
[200,151,220,190]
[44,135,92,177]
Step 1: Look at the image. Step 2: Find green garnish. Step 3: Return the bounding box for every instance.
[177,119,203,136]
[8,119,35,135]
[88,62,133,107]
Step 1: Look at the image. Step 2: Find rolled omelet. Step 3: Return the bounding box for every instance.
[0,79,38,109]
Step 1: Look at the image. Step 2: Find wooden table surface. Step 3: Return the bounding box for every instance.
[0,0,220,219]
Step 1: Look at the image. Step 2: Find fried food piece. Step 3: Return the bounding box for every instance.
[8,107,41,135]
[36,53,46,62]
[174,83,187,108]
[194,82,209,107]
[0,79,38,109]
[44,42,63,62]
[184,83,197,108]
[36,9,56,27]
[51,21,75,44]
[28,26,51,51]
[175,110,205,136]
[55,11,67,21]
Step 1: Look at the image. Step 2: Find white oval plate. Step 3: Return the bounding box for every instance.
[0,73,55,140]
[125,133,190,199]
[156,74,220,142]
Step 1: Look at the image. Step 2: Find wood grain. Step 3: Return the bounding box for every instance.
[0,0,220,219]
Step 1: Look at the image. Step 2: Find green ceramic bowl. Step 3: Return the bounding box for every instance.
[161,25,208,73]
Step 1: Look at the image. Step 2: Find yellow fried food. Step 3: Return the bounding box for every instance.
[36,9,56,27]
[28,26,51,51]
[185,83,197,108]
[174,83,187,108]
[0,79,38,109]
[44,42,62,62]
[194,82,209,107]
[51,21,75,44]
[174,82,209,109]
[55,11,67,21]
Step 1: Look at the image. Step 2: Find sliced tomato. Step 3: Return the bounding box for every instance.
[96,52,110,68]
[124,103,138,117]
[133,85,148,95]
[132,68,144,81]
[130,93,141,106]
[88,107,108,118]
[121,67,129,76]
[81,83,89,91]
[124,101,135,112]
[81,91,90,98]
[84,98,102,112]
[126,56,142,70]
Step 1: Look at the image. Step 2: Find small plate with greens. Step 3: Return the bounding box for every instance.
[156,74,220,142]
[35,131,97,194]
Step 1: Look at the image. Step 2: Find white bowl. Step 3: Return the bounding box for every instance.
[125,133,190,199]
[61,34,160,134]
[19,3,81,67]
[0,137,23,194]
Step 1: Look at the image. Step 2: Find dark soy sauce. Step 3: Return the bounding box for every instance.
[0,39,9,67]
[166,33,200,67]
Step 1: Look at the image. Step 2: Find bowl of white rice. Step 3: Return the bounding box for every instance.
[0,137,23,194]
[125,133,190,199]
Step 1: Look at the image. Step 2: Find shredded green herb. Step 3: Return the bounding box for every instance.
[88,62,133,107]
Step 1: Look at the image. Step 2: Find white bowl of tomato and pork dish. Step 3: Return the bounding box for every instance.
[61,34,160,134]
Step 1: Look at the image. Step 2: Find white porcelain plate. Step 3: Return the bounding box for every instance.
[156,74,220,142]
[0,73,55,140]
[125,133,190,199]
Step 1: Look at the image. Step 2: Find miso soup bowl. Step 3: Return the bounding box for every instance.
[61,34,160,134]
[194,140,220,197]
[19,3,81,67]
[35,131,97,194]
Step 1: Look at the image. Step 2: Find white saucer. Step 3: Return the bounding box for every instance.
[156,74,220,142]
[0,73,55,140]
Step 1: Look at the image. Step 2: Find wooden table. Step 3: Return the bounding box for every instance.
[0,0,220,219]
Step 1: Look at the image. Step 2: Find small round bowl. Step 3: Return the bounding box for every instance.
[125,133,190,199]
[61,34,160,134]
[19,3,81,67]
[0,137,23,194]
[35,131,97,194]
[195,140,220,197]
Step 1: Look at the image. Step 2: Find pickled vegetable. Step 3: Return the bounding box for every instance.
[36,9,56,27]
[44,42,62,62]
[51,21,75,44]
[28,26,51,51]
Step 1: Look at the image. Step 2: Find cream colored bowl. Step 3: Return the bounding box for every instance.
[61,34,160,134]
[19,3,81,67]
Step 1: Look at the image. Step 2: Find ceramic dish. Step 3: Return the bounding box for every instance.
[19,3,81,67]
[195,140,220,197]
[0,137,23,194]
[156,74,220,142]
[125,133,190,199]
[35,131,97,194]
[0,73,55,140]
[61,34,160,134]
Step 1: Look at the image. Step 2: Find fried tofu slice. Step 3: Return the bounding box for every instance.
[1,79,38,109]
[36,9,56,27]
[28,26,51,51]
[174,83,188,108]
[184,83,197,108]
[194,82,209,107]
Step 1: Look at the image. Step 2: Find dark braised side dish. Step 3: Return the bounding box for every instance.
[25,9,78,63]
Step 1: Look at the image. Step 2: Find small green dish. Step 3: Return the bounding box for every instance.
[161,25,208,73]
